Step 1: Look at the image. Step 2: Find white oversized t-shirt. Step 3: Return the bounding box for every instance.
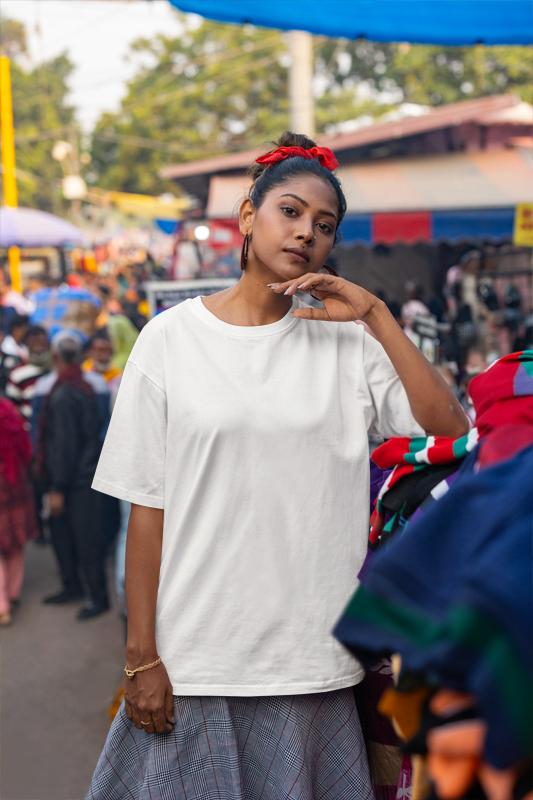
[93,296,423,696]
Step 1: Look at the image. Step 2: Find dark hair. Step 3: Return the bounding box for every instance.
[25,325,47,341]
[9,314,29,333]
[248,132,346,246]
[89,331,112,348]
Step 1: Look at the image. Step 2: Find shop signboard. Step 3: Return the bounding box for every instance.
[513,204,533,247]
[144,278,237,318]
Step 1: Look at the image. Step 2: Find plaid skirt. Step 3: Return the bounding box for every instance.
[86,689,374,800]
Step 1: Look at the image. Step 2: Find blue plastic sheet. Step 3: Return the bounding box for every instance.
[168,1,532,45]
[31,287,101,340]
[339,208,515,246]
[432,207,515,243]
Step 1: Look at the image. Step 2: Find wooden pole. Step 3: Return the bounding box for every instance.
[289,31,315,137]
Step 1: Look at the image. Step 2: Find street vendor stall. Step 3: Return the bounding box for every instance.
[0,206,86,289]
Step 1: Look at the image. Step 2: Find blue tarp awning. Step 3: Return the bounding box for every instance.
[168,1,532,45]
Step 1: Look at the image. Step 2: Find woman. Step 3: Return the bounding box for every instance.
[0,397,39,626]
[87,133,468,799]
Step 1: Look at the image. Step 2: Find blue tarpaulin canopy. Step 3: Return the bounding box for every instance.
[168,1,532,45]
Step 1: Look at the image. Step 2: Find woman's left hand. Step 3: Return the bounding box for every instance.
[269,273,379,322]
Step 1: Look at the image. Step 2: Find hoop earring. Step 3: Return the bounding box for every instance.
[322,264,338,276]
[240,234,250,270]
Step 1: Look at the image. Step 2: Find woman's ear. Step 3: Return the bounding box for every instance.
[238,198,254,237]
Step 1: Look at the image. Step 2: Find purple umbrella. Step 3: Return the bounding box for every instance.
[0,206,85,248]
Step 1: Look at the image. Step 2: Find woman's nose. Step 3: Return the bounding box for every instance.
[295,228,314,245]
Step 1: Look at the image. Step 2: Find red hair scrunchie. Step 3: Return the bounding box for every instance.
[255,146,339,171]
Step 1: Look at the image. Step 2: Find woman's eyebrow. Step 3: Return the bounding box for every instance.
[279,194,338,222]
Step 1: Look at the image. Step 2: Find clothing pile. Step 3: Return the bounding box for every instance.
[337,351,533,800]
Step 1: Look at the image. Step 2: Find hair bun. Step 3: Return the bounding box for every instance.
[249,131,318,181]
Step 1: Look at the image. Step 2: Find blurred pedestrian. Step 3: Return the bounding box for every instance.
[107,313,138,371]
[83,332,122,548]
[6,326,52,420]
[6,325,53,543]
[0,397,39,626]
[1,314,29,361]
[0,330,22,396]
[31,331,111,453]
[37,331,109,620]
[401,281,431,343]
[82,332,122,389]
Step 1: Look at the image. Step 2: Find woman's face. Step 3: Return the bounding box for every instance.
[240,175,339,283]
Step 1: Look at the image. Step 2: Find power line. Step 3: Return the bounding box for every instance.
[125,34,282,96]
[11,35,283,113]
[91,131,184,153]
[14,126,199,156]
[121,53,282,112]
[15,126,73,144]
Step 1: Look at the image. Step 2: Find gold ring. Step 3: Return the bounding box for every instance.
[140,720,151,725]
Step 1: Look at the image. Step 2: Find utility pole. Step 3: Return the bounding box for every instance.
[288,31,315,137]
[68,127,82,223]
[0,55,22,293]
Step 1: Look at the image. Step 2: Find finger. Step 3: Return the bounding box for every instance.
[297,277,335,293]
[152,705,172,734]
[268,273,322,293]
[136,699,155,733]
[291,307,330,321]
[165,689,176,725]
[140,715,156,734]
[131,704,143,731]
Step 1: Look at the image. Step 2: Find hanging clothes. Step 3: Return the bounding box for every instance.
[335,445,533,775]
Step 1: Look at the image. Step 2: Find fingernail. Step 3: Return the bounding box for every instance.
[284,288,292,295]
[267,283,279,288]
[297,283,307,289]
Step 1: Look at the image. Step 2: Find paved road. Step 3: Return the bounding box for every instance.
[1,540,124,800]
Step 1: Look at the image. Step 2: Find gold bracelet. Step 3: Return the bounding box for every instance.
[124,657,162,680]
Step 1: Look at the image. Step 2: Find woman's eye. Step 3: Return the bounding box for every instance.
[317,223,333,234]
[281,206,297,216]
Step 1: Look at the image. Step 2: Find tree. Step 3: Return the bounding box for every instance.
[90,14,393,195]
[90,18,289,195]
[0,14,76,213]
[90,12,532,195]
[314,39,533,107]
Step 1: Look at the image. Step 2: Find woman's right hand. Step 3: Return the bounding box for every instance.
[124,660,175,734]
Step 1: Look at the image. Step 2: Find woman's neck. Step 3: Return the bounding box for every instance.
[202,268,292,327]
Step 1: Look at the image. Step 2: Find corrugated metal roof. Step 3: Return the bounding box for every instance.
[159,94,525,181]
[205,147,533,218]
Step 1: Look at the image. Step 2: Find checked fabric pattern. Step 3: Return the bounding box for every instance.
[86,690,374,800]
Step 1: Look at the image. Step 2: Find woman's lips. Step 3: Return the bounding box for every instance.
[284,248,310,264]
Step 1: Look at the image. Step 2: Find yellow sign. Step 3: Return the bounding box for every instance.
[513,204,533,247]
[106,191,191,219]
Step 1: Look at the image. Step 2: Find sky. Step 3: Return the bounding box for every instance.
[2,0,186,131]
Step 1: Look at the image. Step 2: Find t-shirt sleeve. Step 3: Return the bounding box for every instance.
[361,329,425,439]
[92,323,167,508]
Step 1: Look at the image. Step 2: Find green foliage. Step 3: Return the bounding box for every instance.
[90,18,290,194]
[0,15,27,58]
[314,39,533,106]
[92,13,532,195]
[1,14,76,213]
